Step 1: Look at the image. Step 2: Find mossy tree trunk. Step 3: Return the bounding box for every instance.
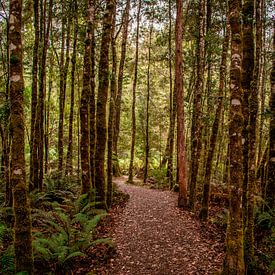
[94,0,114,206]
[175,0,188,208]
[113,0,131,177]
[222,0,245,273]
[9,0,34,272]
[188,0,205,210]
[128,0,141,184]
[81,0,94,195]
[199,22,229,220]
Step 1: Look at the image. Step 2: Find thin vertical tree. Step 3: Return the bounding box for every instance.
[66,1,78,176]
[80,0,94,194]
[9,0,34,272]
[175,0,188,208]
[266,20,275,210]
[199,22,230,220]
[222,0,245,273]
[113,0,131,176]
[94,0,115,206]
[107,1,117,208]
[144,21,153,184]
[128,0,141,183]
[188,0,205,210]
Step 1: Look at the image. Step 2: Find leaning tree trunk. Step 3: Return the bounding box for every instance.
[113,0,131,177]
[188,0,205,210]
[199,23,229,221]
[128,0,141,183]
[175,0,188,208]
[9,0,34,272]
[222,0,245,273]
[94,0,114,206]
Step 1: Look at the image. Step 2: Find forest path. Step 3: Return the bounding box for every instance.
[105,176,224,275]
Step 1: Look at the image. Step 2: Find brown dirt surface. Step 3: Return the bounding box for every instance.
[94,176,225,275]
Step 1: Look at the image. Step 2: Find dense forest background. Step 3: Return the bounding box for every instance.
[0,0,274,274]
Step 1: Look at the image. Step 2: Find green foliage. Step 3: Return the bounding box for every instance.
[256,211,274,230]
[0,246,15,275]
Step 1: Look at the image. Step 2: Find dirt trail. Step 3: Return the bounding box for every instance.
[105,176,224,275]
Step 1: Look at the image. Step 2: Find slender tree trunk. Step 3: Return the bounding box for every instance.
[188,0,205,210]
[144,23,153,184]
[94,0,114,206]
[222,0,245,273]
[176,0,188,208]
[81,0,94,195]
[89,2,96,188]
[199,23,229,220]
[113,0,131,176]
[65,1,78,176]
[107,2,117,208]
[9,0,34,272]
[30,0,39,189]
[128,0,141,183]
[266,21,275,210]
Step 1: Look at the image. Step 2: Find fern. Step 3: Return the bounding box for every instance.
[0,245,15,275]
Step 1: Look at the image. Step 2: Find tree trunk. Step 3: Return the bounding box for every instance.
[107,1,117,208]
[222,0,245,273]
[199,23,229,220]
[128,0,141,183]
[94,0,114,206]
[188,0,205,210]
[65,1,78,176]
[81,0,94,195]
[176,0,188,208]
[9,0,34,272]
[113,0,131,177]
[144,23,153,184]
[266,20,275,210]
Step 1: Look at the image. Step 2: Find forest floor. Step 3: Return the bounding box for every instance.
[91,176,225,275]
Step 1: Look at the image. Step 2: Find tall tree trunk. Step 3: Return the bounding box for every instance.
[266,21,275,210]
[81,0,94,194]
[199,23,229,220]
[9,0,34,272]
[166,0,176,188]
[188,0,205,210]
[65,1,78,176]
[176,0,188,208]
[58,2,71,176]
[128,0,141,183]
[37,0,52,189]
[113,0,131,176]
[107,2,117,208]
[222,0,245,273]
[30,0,39,189]
[90,13,96,188]
[144,23,153,184]
[94,0,114,206]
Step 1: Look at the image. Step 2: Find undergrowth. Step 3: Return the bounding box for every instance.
[0,175,116,274]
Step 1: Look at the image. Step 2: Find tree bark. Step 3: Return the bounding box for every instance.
[176,0,188,208]
[9,0,34,272]
[199,23,229,220]
[188,0,205,210]
[222,0,245,273]
[94,0,114,206]
[113,0,131,176]
[128,0,141,183]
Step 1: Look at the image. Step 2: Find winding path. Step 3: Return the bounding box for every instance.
[106,177,224,275]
